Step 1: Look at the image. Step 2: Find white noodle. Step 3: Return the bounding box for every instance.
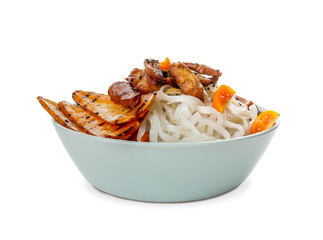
[137,85,258,142]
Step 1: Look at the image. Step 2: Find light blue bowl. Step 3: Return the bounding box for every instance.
[52,107,279,202]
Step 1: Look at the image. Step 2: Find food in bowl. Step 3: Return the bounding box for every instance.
[38,58,279,143]
[38,58,280,202]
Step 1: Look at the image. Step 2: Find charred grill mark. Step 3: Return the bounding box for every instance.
[82,92,93,99]
[136,102,145,113]
[123,126,134,135]
[114,114,125,125]
[85,115,90,119]
[65,119,69,123]
[83,95,99,110]
[115,123,127,130]
[145,59,159,64]
[95,112,99,114]
[98,122,105,126]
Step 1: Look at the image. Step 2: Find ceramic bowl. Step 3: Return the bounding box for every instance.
[52,107,279,202]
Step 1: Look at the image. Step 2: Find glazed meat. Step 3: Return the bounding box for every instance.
[108,81,140,109]
[182,62,222,80]
[195,73,217,86]
[126,68,161,94]
[144,59,164,83]
[162,70,177,87]
[169,62,204,101]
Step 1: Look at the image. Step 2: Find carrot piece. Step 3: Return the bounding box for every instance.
[140,132,150,142]
[160,57,171,71]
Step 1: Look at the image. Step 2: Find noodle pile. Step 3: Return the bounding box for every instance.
[137,85,258,142]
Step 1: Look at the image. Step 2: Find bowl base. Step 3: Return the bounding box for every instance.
[91,183,243,203]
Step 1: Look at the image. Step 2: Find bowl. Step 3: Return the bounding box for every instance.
[52,106,280,202]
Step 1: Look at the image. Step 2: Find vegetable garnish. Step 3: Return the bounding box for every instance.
[212,85,236,113]
[160,57,171,71]
[250,110,280,134]
[140,132,150,142]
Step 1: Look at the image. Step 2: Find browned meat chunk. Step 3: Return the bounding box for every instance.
[108,81,140,109]
[182,62,222,80]
[144,59,164,83]
[195,73,217,86]
[162,70,178,87]
[169,63,204,101]
[126,68,161,94]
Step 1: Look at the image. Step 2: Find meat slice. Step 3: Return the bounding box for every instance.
[195,73,218,86]
[108,81,140,109]
[162,70,178,87]
[144,59,164,83]
[126,68,161,94]
[182,62,222,80]
[169,62,204,102]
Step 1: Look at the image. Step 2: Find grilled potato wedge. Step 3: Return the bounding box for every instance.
[37,96,82,132]
[72,90,156,125]
[58,101,139,139]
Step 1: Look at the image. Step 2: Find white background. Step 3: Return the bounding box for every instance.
[1,0,322,239]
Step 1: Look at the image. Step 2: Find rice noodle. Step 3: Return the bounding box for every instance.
[137,85,258,142]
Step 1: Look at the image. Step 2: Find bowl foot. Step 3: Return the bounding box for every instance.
[90,183,244,203]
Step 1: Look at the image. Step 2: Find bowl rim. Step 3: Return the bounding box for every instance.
[51,106,280,146]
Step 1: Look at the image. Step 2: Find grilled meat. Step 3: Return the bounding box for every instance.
[126,68,161,94]
[144,59,164,83]
[169,62,204,101]
[182,62,222,80]
[108,81,140,109]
